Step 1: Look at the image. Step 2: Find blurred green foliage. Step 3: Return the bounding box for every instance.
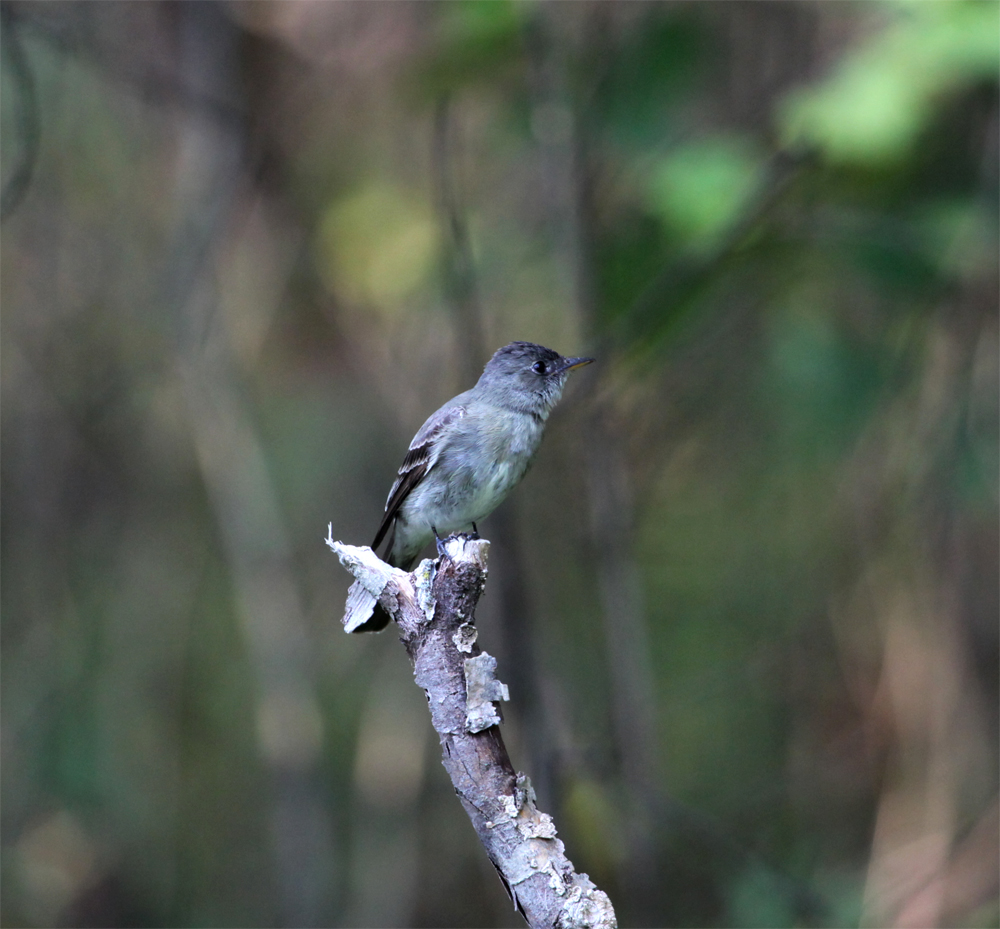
[2,2,997,928]
[781,1,999,162]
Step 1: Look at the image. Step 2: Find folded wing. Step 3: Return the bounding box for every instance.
[371,404,467,554]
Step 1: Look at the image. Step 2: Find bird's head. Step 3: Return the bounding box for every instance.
[477,341,594,415]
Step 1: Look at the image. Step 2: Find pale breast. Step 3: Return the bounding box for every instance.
[402,407,544,533]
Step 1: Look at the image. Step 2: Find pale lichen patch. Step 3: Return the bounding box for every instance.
[464,652,509,733]
[556,880,617,929]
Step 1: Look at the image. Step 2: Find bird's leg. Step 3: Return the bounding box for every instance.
[471,522,480,539]
[432,525,448,558]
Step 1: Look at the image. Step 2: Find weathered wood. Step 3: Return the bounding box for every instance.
[329,533,616,929]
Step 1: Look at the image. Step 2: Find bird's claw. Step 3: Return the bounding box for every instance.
[433,526,448,558]
[433,525,481,559]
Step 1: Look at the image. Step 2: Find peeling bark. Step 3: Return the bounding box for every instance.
[328,532,617,929]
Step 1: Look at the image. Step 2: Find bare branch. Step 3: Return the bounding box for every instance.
[330,534,617,929]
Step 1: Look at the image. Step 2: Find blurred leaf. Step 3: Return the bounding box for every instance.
[647,137,764,251]
[415,0,525,96]
[780,0,1000,163]
[315,183,440,314]
[913,198,1000,281]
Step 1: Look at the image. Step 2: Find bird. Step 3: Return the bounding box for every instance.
[354,341,594,632]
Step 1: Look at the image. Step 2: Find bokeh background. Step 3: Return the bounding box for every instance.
[2,2,997,927]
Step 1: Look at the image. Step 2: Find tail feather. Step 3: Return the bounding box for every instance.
[350,604,391,633]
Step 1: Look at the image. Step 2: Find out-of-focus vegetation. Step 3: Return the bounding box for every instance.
[1,2,997,927]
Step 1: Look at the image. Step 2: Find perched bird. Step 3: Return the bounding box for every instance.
[355,341,594,632]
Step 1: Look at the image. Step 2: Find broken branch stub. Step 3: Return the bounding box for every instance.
[331,532,616,929]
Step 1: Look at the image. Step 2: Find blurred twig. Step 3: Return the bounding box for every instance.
[1,5,41,221]
[432,94,487,382]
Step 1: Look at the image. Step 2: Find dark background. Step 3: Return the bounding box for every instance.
[2,2,997,927]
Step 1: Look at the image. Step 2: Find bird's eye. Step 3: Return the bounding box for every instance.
[532,361,546,375]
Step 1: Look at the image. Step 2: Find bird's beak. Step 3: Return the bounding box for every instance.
[556,356,595,374]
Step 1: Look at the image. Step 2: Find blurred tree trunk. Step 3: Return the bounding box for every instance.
[531,4,662,904]
[165,5,335,925]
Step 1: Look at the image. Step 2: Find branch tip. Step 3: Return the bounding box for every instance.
[327,538,414,632]
[441,534,490,571]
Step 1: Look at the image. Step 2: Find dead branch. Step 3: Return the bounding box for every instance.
[328,530,617,929]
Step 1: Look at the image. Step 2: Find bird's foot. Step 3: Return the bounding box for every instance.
[432,526,448,558]
[433,525,481,558]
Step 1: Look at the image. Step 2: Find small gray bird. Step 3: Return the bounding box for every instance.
[356,341,593,632]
